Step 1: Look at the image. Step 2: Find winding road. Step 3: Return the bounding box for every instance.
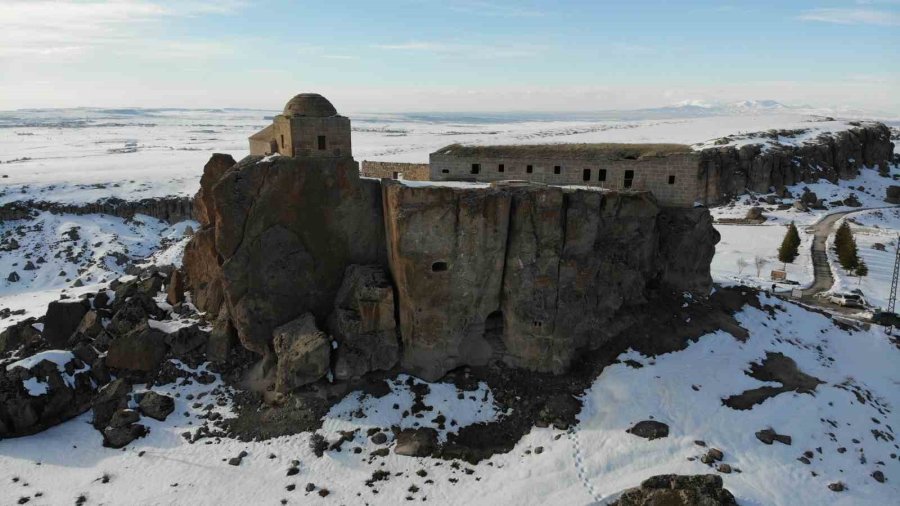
[799,211,852,299]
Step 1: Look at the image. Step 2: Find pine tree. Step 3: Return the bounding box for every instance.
[834,221,860,271]
[778,222,801,263]
[855,260,868,278]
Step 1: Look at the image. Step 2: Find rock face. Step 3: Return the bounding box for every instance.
[186,154,386,356]
[382,181,718,379]
[105,323,167,372]
[612,474,737,506]
[699,123,894,203]
[272,313,331,392]
[329,265,399,380]
[183,154,719,384]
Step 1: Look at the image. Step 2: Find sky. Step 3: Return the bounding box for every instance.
[0,0,898,114]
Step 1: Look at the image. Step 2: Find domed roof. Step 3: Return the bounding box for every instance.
[283,93,338,117]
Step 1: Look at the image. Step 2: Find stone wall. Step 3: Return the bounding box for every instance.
[360,161,430,181]
[429,152,701,207]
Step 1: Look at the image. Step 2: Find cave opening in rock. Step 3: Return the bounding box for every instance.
[431,261,448,272]
[484,310,506,354]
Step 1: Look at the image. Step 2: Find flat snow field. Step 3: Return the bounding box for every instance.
[828,208,900,308]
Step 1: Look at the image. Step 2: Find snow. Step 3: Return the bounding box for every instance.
[0,294,897,505]
[827,209,900,309]
[6,349,82,396]
[713,224,814,288]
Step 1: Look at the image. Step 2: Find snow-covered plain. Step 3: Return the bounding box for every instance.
[2,106,900,505]
[828,208,900,309]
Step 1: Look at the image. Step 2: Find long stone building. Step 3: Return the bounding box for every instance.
[429,143,702,207]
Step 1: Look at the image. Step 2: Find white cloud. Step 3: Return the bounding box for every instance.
[0,0,245,58]
[799,8,900,26]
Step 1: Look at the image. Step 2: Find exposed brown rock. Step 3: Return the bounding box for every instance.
[328,265,399,380]
[612,474,737,505]
[193,153,236,227]
[105,323,167,372]
[166,270,185,306]
[272,313,331,392]
[42,299,90,348]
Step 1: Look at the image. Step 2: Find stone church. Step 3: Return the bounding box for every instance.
[249,93,352,158]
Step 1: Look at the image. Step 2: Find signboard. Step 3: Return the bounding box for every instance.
[771,270,787,281]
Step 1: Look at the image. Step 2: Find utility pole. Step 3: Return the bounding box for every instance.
[886,234,900,335]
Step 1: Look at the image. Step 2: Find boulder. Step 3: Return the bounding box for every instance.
[108,408,140,429]
[107,293,165,337]
[394,428,438,457]
[181,227,225,316]
[755,428,792,446]
[612,474,737,506]
[166,270,185,306]
[272,313,331,392]
[138,391,175,421]
[1,352,98,437]
[164,324,208,359]
[105,323,167,372]
[793,200,808,212]
[328,265,399,380]
[42,299,90,347]
[626,420,670,440]
[0,319,41,354]
[102,423,148,448]
[91,378,132,429]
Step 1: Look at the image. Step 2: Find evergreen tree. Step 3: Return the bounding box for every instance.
[834,221,860,271]
[855,260,868,279]
[778,222,801,263]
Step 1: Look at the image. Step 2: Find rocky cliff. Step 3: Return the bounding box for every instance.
[699,122,894,203]
[0,196,193,224]
[184,155,719,385]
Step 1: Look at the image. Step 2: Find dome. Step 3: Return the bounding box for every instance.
[282,93,338,117]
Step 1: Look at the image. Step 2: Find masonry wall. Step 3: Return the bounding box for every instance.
[429,152,702,207]
[360,161,430,181]
[290,116,352,158]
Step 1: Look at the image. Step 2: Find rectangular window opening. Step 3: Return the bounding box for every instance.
[598,169,607,182]
[668,175,676,185]
[554,165,561,175]
[317,135,327,150]
[582,169,591,182]
[471,163,481,175]
[526,165,533,174]
[624,170,635,189]
[441,169,449,174]
[498,164,505,173]
[392,172,400,180]
[280,135,284,149]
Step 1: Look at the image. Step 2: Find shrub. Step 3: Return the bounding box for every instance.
[778,222,801,263]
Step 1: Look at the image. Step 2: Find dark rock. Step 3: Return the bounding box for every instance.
[0,319,41,353]
[42,299,90,347]
[612,474,737,505]
[106,323,167,372]
[108,409,140,429]
[138,391,175,421]
[107,293,165,336]
[272,313,331,392]
[102,423,147,448]
[328,265,399,380]
[626,420,670,440]
[745,207,764,220]
[755,428,792,446]
[7,272,20,282]
[828,482,845,492]
[164,324,208,359]
[394,428,438,457]
[75,310,103,338]
[91,378,132,429]
[370,432,388,445]
[872,470,885,483]
[886,185,900,204]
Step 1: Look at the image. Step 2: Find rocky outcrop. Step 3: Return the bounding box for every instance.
[329,265,399,380]
[183,154,719,386]
[612,474,737,505]
[1,351,99,437]
[42,300,90,348]
[699,123,894,203]
[0,196,193,224]
[383,181,715,379]
[192,155,386,356]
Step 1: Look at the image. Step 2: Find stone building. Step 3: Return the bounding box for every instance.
[249,93,352,158]
[360,161,430,181]
[429,143,702,207]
